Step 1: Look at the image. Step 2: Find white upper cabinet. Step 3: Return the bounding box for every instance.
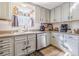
[70,2,79,20]
[0,2,11,20]
[35,6,41,23]
[61,2,70,21]
[55,6,61,22]
[40,8,46,23]
[50,9,55,23]
[35,6,50,23]
[45,9,50,23]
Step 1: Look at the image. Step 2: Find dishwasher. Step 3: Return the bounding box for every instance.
[36,33,50,50]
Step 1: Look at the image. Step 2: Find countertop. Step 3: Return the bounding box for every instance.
[0,31,46,38]
[0,30,79,38]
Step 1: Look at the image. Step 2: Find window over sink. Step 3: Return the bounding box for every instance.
[11,3,35,30]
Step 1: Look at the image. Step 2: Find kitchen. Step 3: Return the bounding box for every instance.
[0,2,79,56]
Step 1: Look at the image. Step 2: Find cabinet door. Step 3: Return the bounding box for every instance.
[64,35,79,56]
[50,9,55,23]
[15,40,27,56]
[0,37,14,56]
[45,32,50,46]
[0,2,10,19]
[45,10,50,23]
[51,33,61,47]
[15,35,27,56]
[27,34,36,54]
[55,6,61,22]
[62,2,70,21]
[70,2,79,20]
[35,6,41,23]
[40,8,46,23]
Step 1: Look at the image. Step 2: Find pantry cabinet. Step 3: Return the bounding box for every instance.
[70,2,79,21]
[61,2,70,21]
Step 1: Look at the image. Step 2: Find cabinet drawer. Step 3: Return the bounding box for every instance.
[0,44,11,50]
[28,34,36,39]
[0,37,11,43]
[0,48,11,56]
[15,35,27,41]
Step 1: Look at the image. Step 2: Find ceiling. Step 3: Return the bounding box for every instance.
[31,2,64,9]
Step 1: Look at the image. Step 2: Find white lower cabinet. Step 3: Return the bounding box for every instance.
[15,34,36,56]
[15,35,27,56]
[64,35,79,56]
[51,33,64,49]
[0,37,14,56]
[51,32,79,56]
[27,34,36,54]
[45,32,51,46]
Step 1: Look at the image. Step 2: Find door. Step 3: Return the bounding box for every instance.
[62,2,70,21]
[70,2,79,20]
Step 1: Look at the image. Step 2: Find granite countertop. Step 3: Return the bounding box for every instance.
[51,31,79,36]
[0,30,79,38]
[0,31,45,38]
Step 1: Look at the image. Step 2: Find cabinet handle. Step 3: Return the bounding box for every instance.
[27,46,31,48]
[22,46,29,50]
[52,36,55,38]
[0,40,3,42]
[0,52,3,54]
[0,46,3,48]
[22,48,25,50]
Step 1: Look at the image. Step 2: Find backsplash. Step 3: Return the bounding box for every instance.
[53,21,79,33]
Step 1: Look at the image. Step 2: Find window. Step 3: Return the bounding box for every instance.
[11,3,35,30]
